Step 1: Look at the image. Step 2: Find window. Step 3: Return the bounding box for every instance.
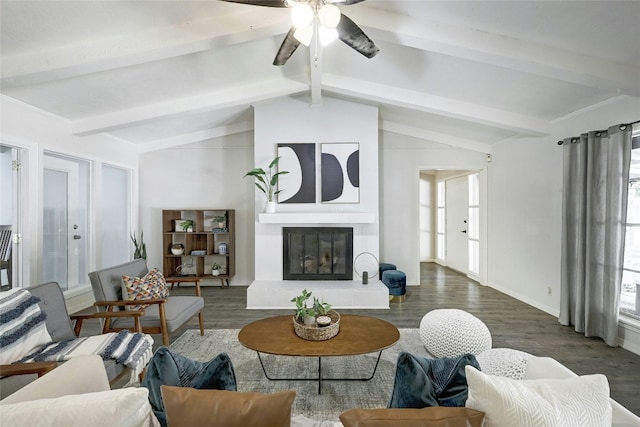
[468,173,480,275]
[620,134,640,319]
[436,181,445,261]
[101,165,132,267]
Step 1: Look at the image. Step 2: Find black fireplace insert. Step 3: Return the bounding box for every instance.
[283,227,353,280]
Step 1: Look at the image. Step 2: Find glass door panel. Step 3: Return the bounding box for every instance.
[42,153,89,292]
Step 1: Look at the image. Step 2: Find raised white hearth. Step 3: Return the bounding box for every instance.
[246,280,390,310]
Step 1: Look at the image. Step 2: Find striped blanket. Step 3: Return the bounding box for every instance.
[0,289,52,365]
[17,330,154,385]
[1,288,153,385]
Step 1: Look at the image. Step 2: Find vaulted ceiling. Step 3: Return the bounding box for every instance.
[1,1,639,154]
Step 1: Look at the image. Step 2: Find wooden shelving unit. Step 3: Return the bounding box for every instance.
[161,209,235,286]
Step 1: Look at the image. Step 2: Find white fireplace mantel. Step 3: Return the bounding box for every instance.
[258,212,375,224]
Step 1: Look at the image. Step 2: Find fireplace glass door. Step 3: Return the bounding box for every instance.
[283,227,353,280]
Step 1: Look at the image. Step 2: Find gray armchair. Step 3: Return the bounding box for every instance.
[0,281,144,398]
[88,259,205,346]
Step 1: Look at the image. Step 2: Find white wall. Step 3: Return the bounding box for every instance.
[0,96,137,296]
[138,133,255,285]
[488,95,640,353]
[252,96,379,281]
[380,133,488,285]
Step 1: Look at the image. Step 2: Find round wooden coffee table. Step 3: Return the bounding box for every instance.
[238,314,399,394]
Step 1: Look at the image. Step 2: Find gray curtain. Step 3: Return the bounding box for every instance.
[559,124,632,347]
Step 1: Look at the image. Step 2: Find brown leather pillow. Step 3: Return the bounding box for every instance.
[160,386,296,427]
[339,407,485,427]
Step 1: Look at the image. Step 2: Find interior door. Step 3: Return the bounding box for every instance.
[445,175,468,274]
[42,154,87,291]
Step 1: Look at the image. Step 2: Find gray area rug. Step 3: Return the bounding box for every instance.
[171,328,428,422]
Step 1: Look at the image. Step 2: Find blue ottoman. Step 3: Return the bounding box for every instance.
[379,263,397,278]
[381,270,406,303]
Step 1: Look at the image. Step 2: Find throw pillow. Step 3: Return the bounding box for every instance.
[465,366,612,427]
[475,348,533,380]
[161,387,296,427]
[0,387,159,427]
[121,268,169,310]
[339,407,485,427]
[388,352,480,408]
[0,289,52,364]
[141,347,237,427]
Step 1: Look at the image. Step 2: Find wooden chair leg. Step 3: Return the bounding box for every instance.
[159,303,169,346]
[198,311,204,336]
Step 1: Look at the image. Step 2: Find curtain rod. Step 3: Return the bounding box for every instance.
[557,120,640,145]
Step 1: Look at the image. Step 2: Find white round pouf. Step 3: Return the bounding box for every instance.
[476,348,533,380]
[419,309,492,358]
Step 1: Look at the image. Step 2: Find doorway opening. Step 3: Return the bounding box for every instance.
[419,169,485,284]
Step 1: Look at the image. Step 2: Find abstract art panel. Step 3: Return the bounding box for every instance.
[321,143,359,203]
[277,143,316,203]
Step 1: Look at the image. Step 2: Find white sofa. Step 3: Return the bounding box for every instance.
[2,354,638,427]
[0,356,160,427]
[523,356,639,427]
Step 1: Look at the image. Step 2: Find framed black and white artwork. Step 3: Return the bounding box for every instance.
[321,143,360,203]
[277,143,316,203]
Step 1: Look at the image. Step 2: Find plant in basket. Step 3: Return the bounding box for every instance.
[291,289,316,325]
[313,297,333,327]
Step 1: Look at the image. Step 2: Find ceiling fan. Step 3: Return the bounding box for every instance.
[221,0,379,66]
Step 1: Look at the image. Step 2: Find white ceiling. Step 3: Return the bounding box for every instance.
[1,1,639,154]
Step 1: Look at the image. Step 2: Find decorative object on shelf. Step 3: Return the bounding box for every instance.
[244,156,289,213]
[218,242,227,255]
[190,250,207,256]
[291,290,339,340]
[354,251,379,285]
[213,215,226,230]
[170,243,184,255]
[212,263,221,276]
[130,231,147,260]
[181,219,195,232]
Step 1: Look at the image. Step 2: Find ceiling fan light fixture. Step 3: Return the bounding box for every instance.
[291,4,314,29]
[318,4,341,29]
[294,25,314,46]
[318,26,338,46]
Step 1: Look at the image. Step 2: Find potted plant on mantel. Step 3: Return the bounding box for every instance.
[244,156,289,213]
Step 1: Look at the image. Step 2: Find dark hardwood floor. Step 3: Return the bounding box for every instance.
[76,263,640,415]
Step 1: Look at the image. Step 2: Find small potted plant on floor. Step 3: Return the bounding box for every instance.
[212,262,221,276]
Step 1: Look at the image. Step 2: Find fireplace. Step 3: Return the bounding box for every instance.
[283,227,353,280]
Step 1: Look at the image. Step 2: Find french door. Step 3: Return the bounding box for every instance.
[42,152,89,292]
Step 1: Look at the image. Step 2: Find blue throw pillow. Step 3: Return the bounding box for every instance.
[141,346,237,427]
[388,352,480,409]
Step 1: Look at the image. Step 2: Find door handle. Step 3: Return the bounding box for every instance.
[73,234,81,240]
[461,230,467,234]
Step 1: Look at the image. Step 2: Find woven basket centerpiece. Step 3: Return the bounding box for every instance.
[293,310,340,341]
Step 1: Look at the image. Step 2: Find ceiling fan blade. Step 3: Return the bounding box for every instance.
[219,0,289,7]
[337,13,379,59]
[273,27,301,66]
